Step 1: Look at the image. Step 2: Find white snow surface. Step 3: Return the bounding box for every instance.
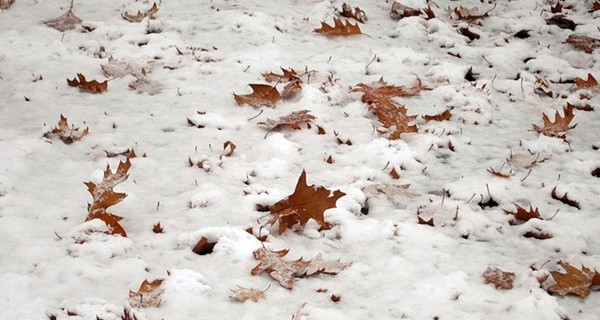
[1,0,600,319]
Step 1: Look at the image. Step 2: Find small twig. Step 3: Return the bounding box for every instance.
[520,77,524,93]
[156,201,160,211]
[466,193,476,203]
[247,109,264,121]
[365,54,377,73]
[546,209,560,221]
[520,169,532,182]
[54,231,63,240]
[481,55,492,67]
[382,161,390,170]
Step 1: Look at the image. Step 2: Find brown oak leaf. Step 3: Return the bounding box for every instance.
[483,267,515,290]
[262,67,300,83]
[565,34,600,54]
[45,8,82,32]
[281,80,303,100]
[532,104,576,139]
[234,84,281,108]
[503,204,543,225]
[122,3,159,23]
[338,2,367,23]
[547,262,598,298]
[423,110,452,122]
[314,17,362,35]
[84,159,131,236]
[192,236,216,255]
[251,247,350,289]
[551,187,580,209]
[258,110,316,131]
[390,2,421,20]
[152,222,164,234]
[573,73,598,89]
[594,1,600,12]
[0,0,15,9]
[230,286,265,303]
[44,114,89,144]
[268,170,345,234]
[67,73,108,93]
[129,279,164,308]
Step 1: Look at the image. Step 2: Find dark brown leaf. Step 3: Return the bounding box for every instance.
[545,15,576,30]
[551,187,580,209]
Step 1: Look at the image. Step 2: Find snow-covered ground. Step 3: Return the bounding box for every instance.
[1,0,600,319]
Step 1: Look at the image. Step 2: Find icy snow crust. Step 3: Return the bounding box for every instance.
[1,0,600,319]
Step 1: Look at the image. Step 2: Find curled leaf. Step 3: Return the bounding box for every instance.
[234,84,281,108]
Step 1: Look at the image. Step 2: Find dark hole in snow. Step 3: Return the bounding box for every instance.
[514,30,530,39]
[255,204,270,212]
[545,15,576,31]
[592,168,600,177]
[478,196,498,209]
[360,204,369,215]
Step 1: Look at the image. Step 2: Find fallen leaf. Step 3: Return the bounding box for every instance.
[152,222,164,234]
[268,170,345,234]
[0,0,15,9]
[545,15,576,30]
[122,3,159,23]
[362,183,418,200]
[486,167,514,178]
[532,104,576,139]
[45,8,82,32]
[251,247,350,289]
[573,73,598,89]
[43,114,89,144]
[129,279,164,308]
[234,84,281,108]
[258,110,316,131]
[390,2,420,20]
[483,267,515,290]
[192,236,216,255]
[314,17,362,36]
[67,73,108,93]
[222,140,236,157]
[422,6,436,20]
[503,204,543,224]
[551,2,563,13]
[551,187,580,209]
[129,73,163,95]
[523,228,553,240]
[331,294,341,302]
[262,67,299,83]
[548,262,593,298]
[423,110,452,122]
[447,5,493,21]
[281,80,303,100]
[338,2,367,23]
[594,1,600,12]
[459,26,480,41]
[230,286,265,303]
[105,148,137,159]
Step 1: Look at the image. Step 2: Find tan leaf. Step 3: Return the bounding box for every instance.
[258,110,316,131]
[67,73,108,93]
[532,104,576,139]
[268,170,345,234]
[362,183,418,200]
[43,114,89,144]
[548,262,592,298]
[230,286,265,303]
[45,9,82,32]
[338,2,367,23]
[234,84,281,108]
[483,267,515,290]
[390,2,421,20]
[122,3,159,22]
[565,34,600,54]
[0,0,15,9]
[314,17,362,35]
[129,279,164,308]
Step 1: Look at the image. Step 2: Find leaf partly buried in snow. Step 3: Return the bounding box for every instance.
[0,0,15,9]
[532,104,576,139]
[67,73,108,93]
[565,34,600,54]
[230,286,265,303]
[234,84,281,108]
[122,2,159,23]
[129,278,164,308]
[314,17,362,35]
[573,73,598,90]
[258,110,316,131]
[338,2,367,23]
[268,170,345,234]
[483,267,515,290]
[43,114,89,144]
[503,204,543,224]
[548,262,596,298]
[251,247,350,289]
[45,9,82,32]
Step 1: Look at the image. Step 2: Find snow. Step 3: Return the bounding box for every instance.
[1,0,600,319]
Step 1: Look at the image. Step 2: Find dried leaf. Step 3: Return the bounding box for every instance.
[483,267,515,290]
[122,3,159,23]
[594,1,600,12]
[390,2,420,20]
[0,0,15,9]
[85,159,131,217]
[222,140,236,157]
[262,67,299,83]
[447,5,492,21]
[152,222,163,234]
[551,187,580,209]
[268,170,345,234]
[532,104,576,139]
[129,279,164,308]
[459,27,480,41]
[251,247,349,289]
[338,2,367,23]
[192,236,216,255]
[503,204,543,224]
[230,286,265,303]
[423,110,452,122]
[362,183,418,200]
[258,110,316,131]
[573,73,598,89]
[281,80,303,100]
[314,17,362,36]
[67,73,108,93]
[487,167,514,178]
[105,148,137,159]
[548,262,593,298]
[129,74,163,95]
[234,84,281,108]
[545,15,576,31]
[43,114,89,144]
[45,9,82,32]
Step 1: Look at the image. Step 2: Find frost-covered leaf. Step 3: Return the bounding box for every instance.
[45,9,82,32]
[258,110,316,131]
[268,170,345,234]
[0,0,15,9]
[129,278,164,308]
[532,104,576,139]
[483,267,514,290]
[551,187,580,209]
[363,183,418,200]
[390,2,420,20]
[129,73,163,95]
[122,2,159,23]
[565,34,600,54]
[43,114,89,144]
[503,204,543,224]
